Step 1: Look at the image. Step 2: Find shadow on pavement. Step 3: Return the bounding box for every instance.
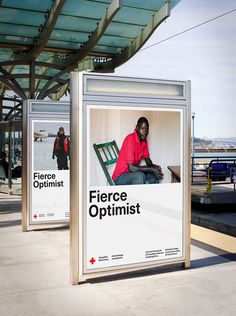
[0,219,21,228]
[87,240,235,284]
[191,239,236,266]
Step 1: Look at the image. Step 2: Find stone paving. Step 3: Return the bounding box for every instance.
[0,196,235,316]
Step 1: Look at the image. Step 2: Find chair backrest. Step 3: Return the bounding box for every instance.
[93,140,120,185]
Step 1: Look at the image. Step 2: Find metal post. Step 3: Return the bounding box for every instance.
[29,61,35,99]
[191,112,195,181]
[0,97,3,152]
[12,96,17,164]
[8,121,12,193]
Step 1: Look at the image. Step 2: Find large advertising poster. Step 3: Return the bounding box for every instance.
[30,120,70,223]
[85,105,184,271]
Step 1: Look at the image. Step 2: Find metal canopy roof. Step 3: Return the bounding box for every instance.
[0,0,180,100]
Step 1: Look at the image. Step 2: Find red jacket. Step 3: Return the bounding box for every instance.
[54,136,69,153]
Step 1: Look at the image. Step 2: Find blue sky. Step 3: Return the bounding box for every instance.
[115,0,236,139]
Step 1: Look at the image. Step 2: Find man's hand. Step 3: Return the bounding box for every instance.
[129,159,164,180]
[151,165,164,180]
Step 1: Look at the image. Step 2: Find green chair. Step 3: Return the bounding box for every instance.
[93,140,120,185]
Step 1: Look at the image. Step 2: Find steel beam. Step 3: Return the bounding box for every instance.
[0,66,26,99]
[4,102,22,121]
[29,60,35,98]
[96,1,170,70]
[0,81,4,96]
[29,0,65,60]
[36,61,64,70]
[38,0,122,99]
[45,79,69,97]
[0,66,22,93]
[71,0,122,62]
[120,1,170,63]
[0,56,113,69]
[78,59,96,72]
[2,105,15,110]
[0,77,26,99]
[0,65,13,95]
[0,74,67,84]
[0,61,29,67]
[0,96,20,102]
[0,42,73,54]
[48,83,69,101]
[0,97,3,151]
[77,57,115,73]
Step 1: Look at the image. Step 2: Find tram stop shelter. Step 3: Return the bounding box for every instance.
[0,0,182,231]
[0,0,180,103]
[0,0,192,282]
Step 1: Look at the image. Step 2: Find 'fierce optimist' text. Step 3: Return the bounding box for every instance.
[89,190,141,220]
[33,172,64,189]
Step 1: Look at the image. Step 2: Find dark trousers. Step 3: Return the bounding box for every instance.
[57,154,69,170]
[114,171,159,185]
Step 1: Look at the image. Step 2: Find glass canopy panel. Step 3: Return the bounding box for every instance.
[50,30,90,44]
[0,49,13,62]
[12,65,29,74]
[35,66,46,76]
[36,79,48,90]
[61,0,108,19]
[0,23,38,38]
[0,34,33,45]
[55,16,99,33]
[43,69,61,77]
[83,0,110,3]
[0,8,46,26]
[105,22,143,38]
[2,0,52,12]
[170,0,181,9]
[47,40,82,50]
[97,35,131,48]
[122,0,164,10]
[60,73,69,80]
[36,52,55,63]
[92,45,122,54]
[114,7,154,25]
[123,0,181,10]
[15,77,28,89]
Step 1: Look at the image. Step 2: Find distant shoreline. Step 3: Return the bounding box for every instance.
[195,148,236,153]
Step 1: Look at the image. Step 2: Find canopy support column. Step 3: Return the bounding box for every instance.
[29,61,36,99]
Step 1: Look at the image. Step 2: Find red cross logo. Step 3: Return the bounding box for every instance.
[89,257,96,265]
[33,214,37,219]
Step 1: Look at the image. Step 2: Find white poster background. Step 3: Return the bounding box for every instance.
[85,105,184,272]
[31,120,70,223]
[86,184,183,270]
[31,170,69,222]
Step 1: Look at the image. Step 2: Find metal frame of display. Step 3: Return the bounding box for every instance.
[70,72,191,284]
[22,100,70,231]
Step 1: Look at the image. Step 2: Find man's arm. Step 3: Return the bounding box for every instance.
[52,139,56,159]
[67,137,70,158]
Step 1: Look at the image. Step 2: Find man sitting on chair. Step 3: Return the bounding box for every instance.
[112,117,163,185]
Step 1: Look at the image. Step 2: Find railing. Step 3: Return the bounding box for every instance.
[191,155,236,191]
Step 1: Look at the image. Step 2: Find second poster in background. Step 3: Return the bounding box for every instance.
[31,120,70,224]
